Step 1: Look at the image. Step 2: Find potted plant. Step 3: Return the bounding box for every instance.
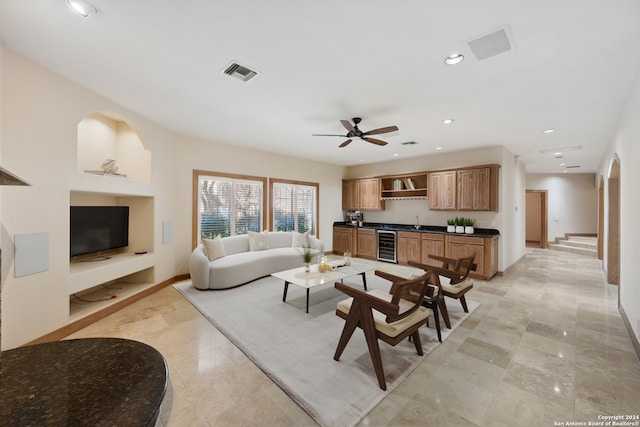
[455,217,465,233]
[301,245,315,272]
[447,218,456,233]
[464,217,475,234]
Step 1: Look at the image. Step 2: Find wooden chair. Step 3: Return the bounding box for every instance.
[333,270,432,391]
[410,255,476,329]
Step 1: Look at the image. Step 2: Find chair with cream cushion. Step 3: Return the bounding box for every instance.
[411,255,476,329]
[333,270,432,391]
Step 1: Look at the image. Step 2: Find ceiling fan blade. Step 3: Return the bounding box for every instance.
[339,139,352,148]
[340,120,355,133]
[312,133,347,137]
[362,137,388,146]
[363,125,399,136]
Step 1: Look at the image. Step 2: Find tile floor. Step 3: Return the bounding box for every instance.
[67,249,640,426]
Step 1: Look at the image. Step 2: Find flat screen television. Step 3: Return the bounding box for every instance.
[70,206,129,258]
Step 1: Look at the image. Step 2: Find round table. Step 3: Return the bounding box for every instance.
[1,337,168,426]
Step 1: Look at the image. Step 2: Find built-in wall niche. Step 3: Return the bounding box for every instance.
[70,192,154,256]
[77,112,151,183]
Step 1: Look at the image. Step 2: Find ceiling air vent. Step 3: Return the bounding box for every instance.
[467,26,513,61]
[566,165,581,169]
[222,62,259,83]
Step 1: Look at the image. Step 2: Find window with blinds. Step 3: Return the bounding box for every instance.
[271,180,318,236]
[196,171,266,241]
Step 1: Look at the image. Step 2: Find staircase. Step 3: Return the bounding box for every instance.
[549,234,597,257]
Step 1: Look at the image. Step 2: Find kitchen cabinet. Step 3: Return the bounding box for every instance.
[356,228,377,259]
[342,180,359,210]
[342,178,385,211]
[397,231,421,264]
[333,227,356,255]
[428,165,499,211]
[420,233,445,266]
[380,173,428,200]
[445,234,498,279]
[457,166,498,211]
[428,171,456,210]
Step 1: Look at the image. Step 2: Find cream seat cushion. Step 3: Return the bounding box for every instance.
[337,289,429,337]
[439,276,474,296]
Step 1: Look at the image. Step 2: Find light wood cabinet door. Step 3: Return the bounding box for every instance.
[342,180,359,210]
[457,168,491,211]
[428,171,456,210]
[445,235,486,277]
[356,229,376,259]
[359,178,384,210]
[397,232,421,265]
[420,234,445,266]
[333,228,355,255]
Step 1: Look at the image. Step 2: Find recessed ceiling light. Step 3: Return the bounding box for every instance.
[435,146,444,150]
[543,129,556,134]
[393,153,400,157]
[559,163,566,166]
[67,0,98,17]
[444,54,464,65]
[554,152,563,156]
[442,119,454,124]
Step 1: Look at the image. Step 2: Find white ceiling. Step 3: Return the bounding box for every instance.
[2,0,640,172]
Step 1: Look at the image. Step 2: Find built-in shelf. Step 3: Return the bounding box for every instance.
[69,252,155,294]
[380,173,428,200]
[69,277,154,321]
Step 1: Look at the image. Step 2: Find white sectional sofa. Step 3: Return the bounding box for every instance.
[189,231,325,290]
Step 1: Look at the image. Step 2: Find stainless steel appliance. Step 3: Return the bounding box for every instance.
[345,210,363,226]
[377,229,397,263]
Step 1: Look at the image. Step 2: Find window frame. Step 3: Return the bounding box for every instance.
[269,178,320,238]
[192,170,267,249]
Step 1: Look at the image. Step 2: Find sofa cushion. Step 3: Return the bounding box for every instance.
[202,237,225,261]
[291,230,309,248]
[248,230,270,251]
[268,231,293,249]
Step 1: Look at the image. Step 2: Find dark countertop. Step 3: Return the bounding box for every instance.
[333,221,500,237]
[0,337,168,427]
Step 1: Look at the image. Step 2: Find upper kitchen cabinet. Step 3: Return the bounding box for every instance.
[428,170,456,210]
[428,165,499,211]
[342,178,385,211]
[456,165,499,211]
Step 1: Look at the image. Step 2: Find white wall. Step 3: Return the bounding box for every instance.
[0,48,179,349]
[526,174,598,241]
[170,136,345,275]
[599,70,640,344]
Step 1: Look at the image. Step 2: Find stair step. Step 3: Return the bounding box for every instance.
[556,239,597,250]
[548,243,597,257]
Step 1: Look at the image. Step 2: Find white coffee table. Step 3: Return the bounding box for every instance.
[272,262,373,313]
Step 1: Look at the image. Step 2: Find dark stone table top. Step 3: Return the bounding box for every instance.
[1,337,168,427]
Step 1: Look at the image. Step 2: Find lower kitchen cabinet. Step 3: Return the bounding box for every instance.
[445,234,498,280]
[357,228,377,260]
[420,233,445,266]
[397,231,421,264]
[332,227,356,255]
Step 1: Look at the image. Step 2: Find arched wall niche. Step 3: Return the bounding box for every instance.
[76,111,151,183]
[607,155,620,286]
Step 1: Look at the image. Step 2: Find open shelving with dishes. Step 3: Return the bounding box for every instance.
[380,172,428,200]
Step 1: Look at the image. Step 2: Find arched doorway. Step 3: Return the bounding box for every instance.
[598,176,604,260]
[607,157,620,286]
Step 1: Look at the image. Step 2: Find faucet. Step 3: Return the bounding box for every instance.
[414,215,420,230]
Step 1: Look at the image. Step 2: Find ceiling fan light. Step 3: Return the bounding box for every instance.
[67,0,98,18]
[444,53,464,65]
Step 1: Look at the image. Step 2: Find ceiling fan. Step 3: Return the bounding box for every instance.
[312,117,398,148]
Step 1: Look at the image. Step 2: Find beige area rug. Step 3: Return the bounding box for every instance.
[174,273,477,427]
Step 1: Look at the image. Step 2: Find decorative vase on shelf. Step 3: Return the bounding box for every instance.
[456,226,464,233]
[101,159,119,175]
[465,226,474,234]
[447,225,455,233]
